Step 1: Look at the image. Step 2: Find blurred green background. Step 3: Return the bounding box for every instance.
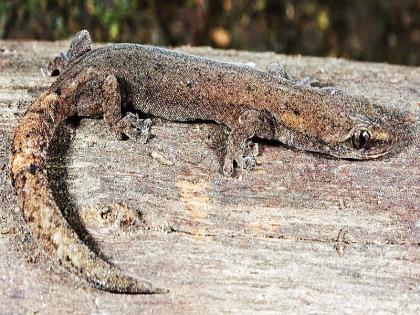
[1,0,419,65]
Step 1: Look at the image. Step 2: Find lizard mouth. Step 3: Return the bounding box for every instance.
[329,122,396,160]
[331,147,392,160]
[284,128,394,160]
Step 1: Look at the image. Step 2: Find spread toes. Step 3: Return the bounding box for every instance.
[120,113,152,143]
[222,147,258,177]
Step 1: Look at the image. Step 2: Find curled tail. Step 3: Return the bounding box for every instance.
[10,91,166,294]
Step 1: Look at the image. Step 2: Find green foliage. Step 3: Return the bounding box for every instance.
[1,0,418,65]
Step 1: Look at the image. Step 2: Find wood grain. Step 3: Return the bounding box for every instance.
[0,39,418,314]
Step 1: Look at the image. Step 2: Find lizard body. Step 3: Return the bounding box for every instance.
[10,31,394,294]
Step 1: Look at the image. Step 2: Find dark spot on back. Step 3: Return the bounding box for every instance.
[154,62,163,71]
[29,164,38,174]
[27,214,35,223]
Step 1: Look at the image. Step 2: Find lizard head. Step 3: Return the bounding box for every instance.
[324,119,395,159]
[281,91,396,160]
[294,89,397,160]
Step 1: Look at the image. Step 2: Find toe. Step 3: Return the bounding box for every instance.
[222,157,234,177]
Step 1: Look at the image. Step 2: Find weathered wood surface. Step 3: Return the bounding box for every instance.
[0,39,419,314]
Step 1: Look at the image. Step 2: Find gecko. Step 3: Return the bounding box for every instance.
[9,30,395,294]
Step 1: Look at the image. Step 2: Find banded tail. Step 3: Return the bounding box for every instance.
[10,91,166,294]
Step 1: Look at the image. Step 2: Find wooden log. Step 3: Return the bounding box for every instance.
[0,39,418,314]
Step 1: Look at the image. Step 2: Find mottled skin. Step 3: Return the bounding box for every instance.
[10,31,394,294]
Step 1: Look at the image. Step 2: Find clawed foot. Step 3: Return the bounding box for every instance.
[117,112,152,143]
[222,141,259,177]
[244,141,259,158]
[221,108,275,177]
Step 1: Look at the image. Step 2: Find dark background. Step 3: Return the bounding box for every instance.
[1,0,419,65]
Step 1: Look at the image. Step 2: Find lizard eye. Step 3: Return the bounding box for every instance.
[352,129,371,149]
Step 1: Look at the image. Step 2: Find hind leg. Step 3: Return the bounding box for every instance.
[102,75,151,143]
[223,109,275,177]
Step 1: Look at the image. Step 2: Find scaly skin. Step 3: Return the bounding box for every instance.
[10,31,395,294]
[10,91,166,294]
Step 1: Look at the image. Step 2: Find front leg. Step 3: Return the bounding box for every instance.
[102,75,151,143]
[223,109,276,177]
